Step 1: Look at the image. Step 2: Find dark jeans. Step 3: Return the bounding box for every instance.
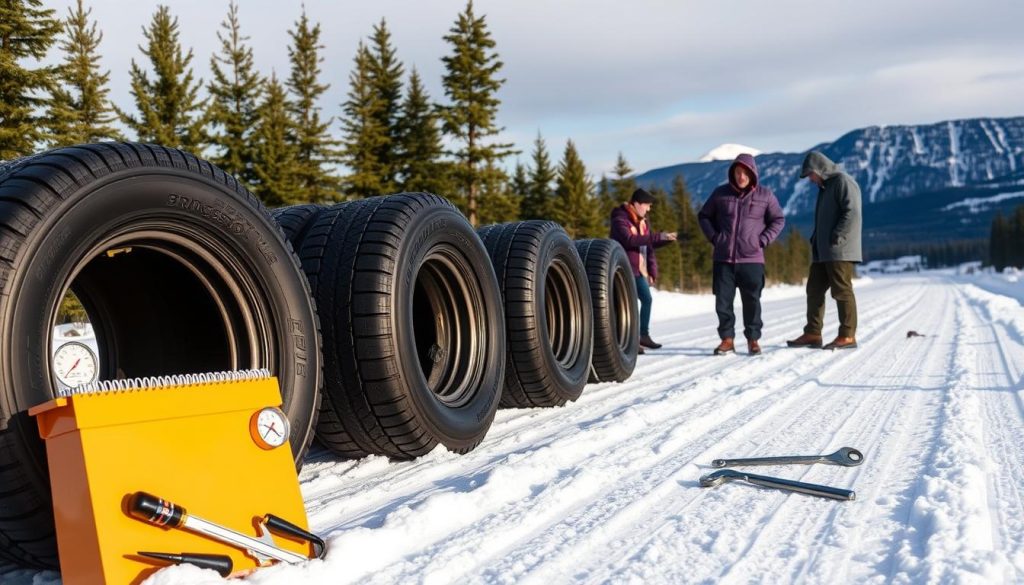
[635,275,652,336]
[713,262,765,340]
[805,261,858,337]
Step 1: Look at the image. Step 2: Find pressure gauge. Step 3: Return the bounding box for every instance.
[249,407,290,450]
[52,341,99,387]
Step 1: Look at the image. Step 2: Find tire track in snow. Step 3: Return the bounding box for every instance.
[715,285,955,584]
[962,286,1024,580]
[882,287,1014,583]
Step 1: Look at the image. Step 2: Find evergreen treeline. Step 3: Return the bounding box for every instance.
[989,205,1024,270]
[2,0,816,292]
[868,239,989,268]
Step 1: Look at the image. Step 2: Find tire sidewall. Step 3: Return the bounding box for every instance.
[535,227,593,398]
[607,243,639,376]
[3,168,319,459]
[392,204,504,445]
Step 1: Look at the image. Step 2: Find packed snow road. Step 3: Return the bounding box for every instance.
[5,274,1023,584]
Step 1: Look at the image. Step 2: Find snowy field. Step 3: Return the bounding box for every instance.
[5,273,1024,584]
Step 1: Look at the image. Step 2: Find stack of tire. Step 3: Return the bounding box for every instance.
[0,144,639,570]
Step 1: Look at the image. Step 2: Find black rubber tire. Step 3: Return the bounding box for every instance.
[271,204,326,246]
[575,239,640,383]
[478,221,594,408]
[295,193,504,459]
[0,143,322,568]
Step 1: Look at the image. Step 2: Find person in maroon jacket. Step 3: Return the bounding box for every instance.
[610,188,677,352]
[698,153,785,355]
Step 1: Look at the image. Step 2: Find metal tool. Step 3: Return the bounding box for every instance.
[128,492,326,566]
[699,469,855,500]
[137,552,233,577]
[711,446,864,468]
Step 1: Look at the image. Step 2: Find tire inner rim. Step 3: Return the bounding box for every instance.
[544,257,582,369]
[611,265,632,351]
[51,228,272,390]
[412,246,485,407]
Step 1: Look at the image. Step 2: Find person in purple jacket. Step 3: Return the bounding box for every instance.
[698,153,785,355]
[610,188,677,353]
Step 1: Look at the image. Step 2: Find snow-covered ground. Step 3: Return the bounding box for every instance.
[5,273,1024,584]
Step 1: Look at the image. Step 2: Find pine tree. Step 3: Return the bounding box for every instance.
[552,139,602,239]
[990,211,1008,270]
[368,18,403,193]
[522,133,556,220]
[606,152,636,214]
[784,228,811,284]
[670,175,711,291]
[286,9,339,202]
[440,0,515,225]
[206,0,261,185]
[397,68,450,196]
[1012,205,1024,269]
[649,187,680,290]
[477,161,519,225]
[597,175,611,230]
[340,42,386,198]
[250,74,301,207]
[115,5,205,151]
[0,0,61,158]
[48,0,120,146]
[508,161,530,204]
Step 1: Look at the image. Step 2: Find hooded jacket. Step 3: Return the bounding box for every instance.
[697,153,785,264]
[801,151,863,263]
[610,203,671,279]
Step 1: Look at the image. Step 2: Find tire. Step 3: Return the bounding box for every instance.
[478,221,594,408]
[271,204,326,246]
[295,193,504,459]
[575,239,639,383]
[0,143,322,568]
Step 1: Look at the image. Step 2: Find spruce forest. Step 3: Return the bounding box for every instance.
[0,0,814,291]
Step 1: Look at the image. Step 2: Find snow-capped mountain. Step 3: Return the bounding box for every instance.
[636,116,1024,216]
[698,143,762,162]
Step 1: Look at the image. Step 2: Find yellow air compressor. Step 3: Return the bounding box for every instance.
[29,370,317,584]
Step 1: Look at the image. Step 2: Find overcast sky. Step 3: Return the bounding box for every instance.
[44,0,1024,175]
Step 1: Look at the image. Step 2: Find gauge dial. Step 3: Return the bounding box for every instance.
[53,341,99,387]
[249,407,290,450]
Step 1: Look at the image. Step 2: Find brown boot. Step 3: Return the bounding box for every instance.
[747,339,762,355]
[786,333,823,348]
[714,338,735,355]
[823,336,857,350]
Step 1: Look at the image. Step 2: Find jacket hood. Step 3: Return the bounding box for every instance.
[800,151,842,180]
[728,153,759,192]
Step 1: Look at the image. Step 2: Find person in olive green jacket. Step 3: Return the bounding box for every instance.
[787,151,862,350]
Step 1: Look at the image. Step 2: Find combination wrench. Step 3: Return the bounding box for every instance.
[711,446,864,469]
[699,469,856,501]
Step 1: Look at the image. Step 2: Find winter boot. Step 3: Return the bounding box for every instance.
[786,333,823,348]
[714,338,735,356]
[747,339,762,356]
[639,334,662,349]
[823,336,857,350]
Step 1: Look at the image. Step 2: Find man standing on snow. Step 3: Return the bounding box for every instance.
[610,188,677,353]
[698,153,786,356]
[787,151,863,350]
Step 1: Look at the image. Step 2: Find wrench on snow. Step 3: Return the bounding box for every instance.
[711,446,864,469]
[699,469,855,501]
